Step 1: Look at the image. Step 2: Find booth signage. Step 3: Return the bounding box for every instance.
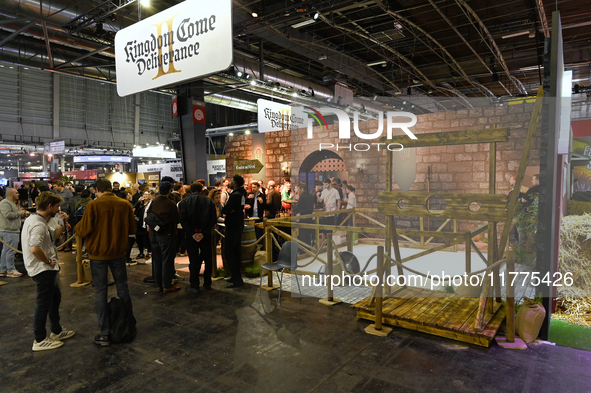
[44,139,65,155]
[257,99,307,133]
[73,156,132,163]
[138,161,183,182]
[132,145,176,158]
[234,159,263,175]
[114,0,233,97]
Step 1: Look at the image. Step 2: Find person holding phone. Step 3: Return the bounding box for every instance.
[22,192,75,351]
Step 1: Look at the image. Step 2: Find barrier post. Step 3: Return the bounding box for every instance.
[364,246,392,337]
[260,224,279,291]
[319,233,341,305]
[495,249,526,349]
[70,236,91,287]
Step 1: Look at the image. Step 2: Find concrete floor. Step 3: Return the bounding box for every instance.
[1,251,591,393]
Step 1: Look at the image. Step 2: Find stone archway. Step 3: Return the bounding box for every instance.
[298,150,348,190]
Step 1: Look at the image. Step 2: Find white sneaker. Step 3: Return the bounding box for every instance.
[7,270,23,278]
[50,330,75,341]
[32,337,64,351]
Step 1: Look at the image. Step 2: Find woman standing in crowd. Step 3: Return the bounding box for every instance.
[133,190,153,260]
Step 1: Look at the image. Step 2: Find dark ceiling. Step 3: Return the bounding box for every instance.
[0,0,589,110]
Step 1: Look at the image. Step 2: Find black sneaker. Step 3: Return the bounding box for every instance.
[94,334,110,347]
[185,287,200,294]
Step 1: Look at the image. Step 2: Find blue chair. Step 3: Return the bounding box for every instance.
[259,241,302,305]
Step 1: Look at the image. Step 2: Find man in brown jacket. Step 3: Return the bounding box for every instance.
[75,178,137,347]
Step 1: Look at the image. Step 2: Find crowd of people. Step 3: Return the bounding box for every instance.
[0,174,355,352]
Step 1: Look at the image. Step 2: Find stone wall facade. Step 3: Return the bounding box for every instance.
[225,103,541,233]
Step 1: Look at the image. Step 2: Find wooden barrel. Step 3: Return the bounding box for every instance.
[241,225,258,267]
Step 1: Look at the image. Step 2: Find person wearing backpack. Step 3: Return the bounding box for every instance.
[75,178,137,347]
[147,182,180,293]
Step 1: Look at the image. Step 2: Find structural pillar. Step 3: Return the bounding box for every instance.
[178,82,208,183]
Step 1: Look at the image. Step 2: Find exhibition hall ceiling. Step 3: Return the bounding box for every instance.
[0,0,589,111]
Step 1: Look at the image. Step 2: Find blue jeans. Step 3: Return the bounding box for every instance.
[0,231,19,273]
[150,234,176,289]
[31,270,62,342]
[90,257,133,336]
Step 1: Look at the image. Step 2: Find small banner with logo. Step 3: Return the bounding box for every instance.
[172,96,178,117]
[193,106,205,123]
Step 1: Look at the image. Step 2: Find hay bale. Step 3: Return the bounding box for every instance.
[567,200,591,216]
[553,292,591,328]
[559,214,591,297]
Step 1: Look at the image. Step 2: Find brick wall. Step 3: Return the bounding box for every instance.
[225,103,541,233]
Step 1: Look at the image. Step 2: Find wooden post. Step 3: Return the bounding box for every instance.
[347,228,353,252]
[506,251,516,343]
[495,248,526,348]
[465,231,471,274]
[385,216,392,295]
[390,217,404,284]
[315,215,320,252]
[498,86,544,259]
[487,141,497,311]
[364,245,392,336]
[70,236,91,287]
[420,217,424,247]
[327,233,333,301]
[319,233,342,305]
[375,246,384,330]
[453,219,458,252]
[260,225,279,291]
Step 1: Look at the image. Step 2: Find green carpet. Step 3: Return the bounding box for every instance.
[549,319,591,351]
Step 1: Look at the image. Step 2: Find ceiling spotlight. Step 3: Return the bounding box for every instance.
[244,74,251,79]
[236,71,243,77]
[250,80,256,86]
[251,10,258,17]
[140,0,150,6]
[318,54,327,61]
[229,132,234,136]
[292,92,298,97]
[245,130,251,135]
[313,12,320,20]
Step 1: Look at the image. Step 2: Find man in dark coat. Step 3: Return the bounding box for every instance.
[221,175,246,288]
[292,184,315,246]
[178,182,217,293]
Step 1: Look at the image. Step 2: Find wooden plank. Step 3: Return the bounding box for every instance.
[380,203,507,221]
[379,127,510,147]
[399,229,464,239]
[498,86,544,259]
[392,296,431,319]
[431,297,473,328]
[356,309,492,347]
[480,304,506,339]
[413,293,454,324]
[463,302,503,336]
[399,295,447,322]
[379,191,509,206]
[443,298,480,331]
[400,237,466,264]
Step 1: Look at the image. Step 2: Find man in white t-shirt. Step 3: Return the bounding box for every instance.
[22,191,75,351]
[318,178,341,225]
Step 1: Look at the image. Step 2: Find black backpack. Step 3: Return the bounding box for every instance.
[74,205,86,225]
[108,297,137,343]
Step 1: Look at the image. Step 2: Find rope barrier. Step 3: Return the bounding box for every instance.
[0,232,77,254]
